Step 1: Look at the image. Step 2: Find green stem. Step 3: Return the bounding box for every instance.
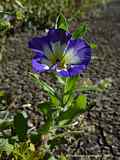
[61,78,68,107]
[63,92,73,107]
[50,130,83,140]
[60,85,65,108]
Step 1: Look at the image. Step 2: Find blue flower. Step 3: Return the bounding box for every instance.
[28,28,91,77]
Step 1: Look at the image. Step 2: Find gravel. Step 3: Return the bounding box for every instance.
[0,7,120,159]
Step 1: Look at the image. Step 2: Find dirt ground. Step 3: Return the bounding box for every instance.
[0,2,120,160]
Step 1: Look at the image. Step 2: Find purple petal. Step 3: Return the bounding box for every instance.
[28,29,71,59]
[64,39,91,66]
[48,28,71,44]
[32,55,49,73]
[57,64,86,77]
[46,29,71,59]
[28,36,52,56]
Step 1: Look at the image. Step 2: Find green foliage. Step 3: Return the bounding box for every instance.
[38,116,53,135]
[30,73,56,97]
[90,43,97,49]
[63,76,79,108]
[11,142,37,160]
[0,0,111,31]
[38,102,53,116]
[30,131,40,144]
[64,76,78,95]
[78,78,112,93]
[56,14,69,31]
[0,140,45,160]
[59,154,68,160]
[0,90,6,97]
[48,156,57,160]
[0,0,70,30]
[0,76,111,160]
[56,95,87,126]
[29,56,111,155]
[0,119,13,130]
[75,95,87,112]
[16,10,24,20]
[97,78,112,91]
[56,76,65,85]
[0,19,10,32]
[0,138,13,154]
[72,23,88,39]
[14,112,28,141]
[66,0,111,22]
[37,102,57,135]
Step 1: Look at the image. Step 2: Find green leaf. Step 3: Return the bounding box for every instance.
[38,102,50,115]
[38,102,56,115]
[57,95,87,126]
[48,156,57,160]
[90,43,97,49]
[0,90,6,97]
[16,10,24,20]
[79,78,112,93]
[97,78,112,91]
[49,137,67,150]
[64,76,78,94]
[29,72,56,97]
[0,19,10,32]
[14,112,28,141]
[15,0,24,8]
[30,131,40,144]
[59,154,68,160]
[57,107,76,126]
[72,23,88,39]
[80,85,97,92]
[8,136,19,145]
[56,107,78,126]
[56,76,65,85]
[75,95,87,112]
[0,119,13,130]
[55,14,69,31]
[0,138,13,154]
[50,95,60,107]
[37,116,52,135]
[63,76,78,106]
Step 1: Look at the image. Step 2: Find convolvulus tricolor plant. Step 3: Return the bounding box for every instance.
[28,14,111,158]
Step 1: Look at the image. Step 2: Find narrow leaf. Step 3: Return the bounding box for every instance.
[37,102,56,115]
[63,76,78,106]
[64,76,78,94]
[55,14,69,31]
[57,76,65,85]
[15,0,24,8]
[72,23,88,39]
[29,72,56,96]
